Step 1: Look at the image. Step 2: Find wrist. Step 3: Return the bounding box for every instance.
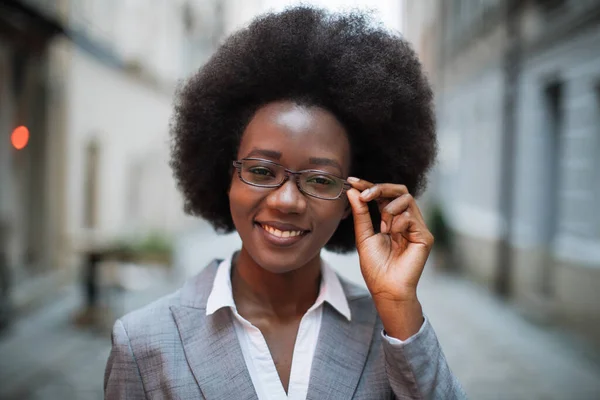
[374,297,424,340]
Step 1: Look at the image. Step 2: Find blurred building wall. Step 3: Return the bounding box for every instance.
[57,0,198,264]
[221,0,265,36]
[181,0,225,77]
[0,0,71,310]
[64,46,182,248]
[1,0,224,313]
[404,0,600,345]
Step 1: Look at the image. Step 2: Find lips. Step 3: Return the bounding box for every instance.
[261,224,304,238]
[255,221,310,234]
[255,221,310,247]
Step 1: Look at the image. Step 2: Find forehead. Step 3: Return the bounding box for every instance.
[238,102,351,171]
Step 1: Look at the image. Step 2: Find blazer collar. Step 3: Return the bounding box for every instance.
[179,258,220,310]
[178,258,367,310]
[206,256,352,321]
[172,260,258,400]
[306,278,376,399]
[173,259,376,400]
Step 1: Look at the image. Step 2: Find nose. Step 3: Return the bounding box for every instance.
[265,177,307,214]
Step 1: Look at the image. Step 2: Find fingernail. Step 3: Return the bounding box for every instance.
[381,220,387,233]
[361,188,372,198]
[347,177,359,183]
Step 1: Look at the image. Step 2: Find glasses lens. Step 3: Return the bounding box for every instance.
[299,172,343,199]
[240,159,283,186]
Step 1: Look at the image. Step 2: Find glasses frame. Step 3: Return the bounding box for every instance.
[232,158,351,200]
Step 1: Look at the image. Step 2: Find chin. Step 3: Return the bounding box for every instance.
[250,248,312,275]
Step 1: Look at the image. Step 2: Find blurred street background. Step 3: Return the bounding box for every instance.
[0,0,599,399]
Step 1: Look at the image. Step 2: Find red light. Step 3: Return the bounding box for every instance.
[11,126,29,150]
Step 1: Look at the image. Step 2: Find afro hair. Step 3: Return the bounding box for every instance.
[170,6,437,253]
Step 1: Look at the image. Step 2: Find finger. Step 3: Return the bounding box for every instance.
[380,193,430,232]
[405,196,427,224]
[390,211,434,248]
[390,213,431,284]
[347,177,385,215]
[347,178,427,226]
[390,212,412,238]
[360,183,409,203]
[379,194,411,233]
[346,188,375,245]
[347,178,407,207]
[346,177,375,192]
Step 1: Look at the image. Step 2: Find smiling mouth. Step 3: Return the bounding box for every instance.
[256,222,308,238]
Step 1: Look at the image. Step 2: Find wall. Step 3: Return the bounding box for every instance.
[65,47,193,255]
[416,0,600,345]
[510,16,600,343]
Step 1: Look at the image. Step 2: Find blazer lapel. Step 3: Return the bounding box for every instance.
[306,279,377,400]
[171,260,258,400]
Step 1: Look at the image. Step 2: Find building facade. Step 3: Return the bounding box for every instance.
[404,0,600,345]
[0,0,71,313]
[1,0,223,315]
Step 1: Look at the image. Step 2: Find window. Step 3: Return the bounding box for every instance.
[126,160,142,227]
[541,81,563,243]
[539,80,563,296]
[83,139,99,229]
[595,84,600,238]
[536,0,567,10]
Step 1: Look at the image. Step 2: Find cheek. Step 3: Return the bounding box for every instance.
[228,180,253,223]
[315,201,347,233]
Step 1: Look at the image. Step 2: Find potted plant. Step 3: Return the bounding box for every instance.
[106,232,173,267]
[132,232,174,267]
[427,203,455,271]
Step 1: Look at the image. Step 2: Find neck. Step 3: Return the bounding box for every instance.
[231,247,322,320]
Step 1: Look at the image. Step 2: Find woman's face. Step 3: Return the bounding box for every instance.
[229,101,351,274]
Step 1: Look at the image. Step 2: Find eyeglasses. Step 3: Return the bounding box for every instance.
[232,158,351,200]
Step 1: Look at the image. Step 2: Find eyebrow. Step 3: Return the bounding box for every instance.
[245,148,282,159]
[308,157,343,174]
[244,148,343,174]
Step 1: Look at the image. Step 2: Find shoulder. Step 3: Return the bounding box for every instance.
[117,289,183,340]
[116,259,221,341]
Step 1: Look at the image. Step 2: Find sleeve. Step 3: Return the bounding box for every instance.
[382,317,428,345]
[381,317,467,399]
[104,319,147,400]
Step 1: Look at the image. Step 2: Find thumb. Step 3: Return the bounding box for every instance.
[346,188,375,246]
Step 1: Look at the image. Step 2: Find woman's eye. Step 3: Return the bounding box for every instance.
[248,167,274,176]
[307,176,334,185]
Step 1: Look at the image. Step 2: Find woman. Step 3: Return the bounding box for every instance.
[105,6,466,399]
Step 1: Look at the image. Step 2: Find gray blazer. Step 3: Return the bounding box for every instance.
[104,260,466,399]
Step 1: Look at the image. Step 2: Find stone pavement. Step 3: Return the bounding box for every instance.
[0,285,108,399]
[0,225,599,399]
[0,267,180,400]
[417,268,600,399]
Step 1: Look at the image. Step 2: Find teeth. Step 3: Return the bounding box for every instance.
[261,224,304,238]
